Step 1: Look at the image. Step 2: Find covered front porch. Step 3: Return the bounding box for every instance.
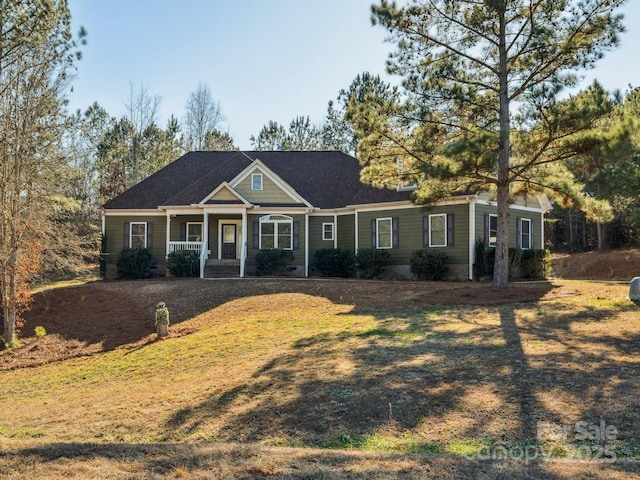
[164,207,248,278]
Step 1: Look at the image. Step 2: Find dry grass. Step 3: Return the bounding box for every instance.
[1,278,639,478]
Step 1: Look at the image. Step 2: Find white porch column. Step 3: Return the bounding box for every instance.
[202,212,209,279]
[240,209,247,278]
[165,212,171,258]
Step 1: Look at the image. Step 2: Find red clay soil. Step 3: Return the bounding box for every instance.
[1,248,637,370]
[551,248,640,281]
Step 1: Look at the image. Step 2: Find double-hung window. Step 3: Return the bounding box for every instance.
[519,218,533,250]
[186,222,203,242]
[429,214,447,247]
[322,222,334,241]
[376,217,393,249]
[130,222,147,248]
[260,215,292,249]
[487,214,498,247]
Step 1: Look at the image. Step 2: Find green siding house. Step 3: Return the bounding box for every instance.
[101,151,550,279]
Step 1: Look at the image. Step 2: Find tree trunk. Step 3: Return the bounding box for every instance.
[596,221,606,250]
[494,181,511,287]
[3,249,18,347]
[493,5,510,288]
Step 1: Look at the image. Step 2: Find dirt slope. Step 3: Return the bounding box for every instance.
[551,248,640,281]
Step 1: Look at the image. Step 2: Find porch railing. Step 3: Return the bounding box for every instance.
[168,241,205,255]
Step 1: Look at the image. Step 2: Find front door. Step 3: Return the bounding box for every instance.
[221,224,237,259]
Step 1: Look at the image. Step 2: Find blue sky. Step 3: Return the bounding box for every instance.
[68,1,640,150]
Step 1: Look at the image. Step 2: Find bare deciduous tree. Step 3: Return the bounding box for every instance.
[184,83,225,151]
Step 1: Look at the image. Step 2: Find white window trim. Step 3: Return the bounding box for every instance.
[322,222,334,241]
[186,222,203,242]
[429,213,447,247]
[251,173,263,191]
[520,218,533,250]
[488,214,498,247]
[130,222,147,248]
[259,214,293,250]
[376,217,393,249]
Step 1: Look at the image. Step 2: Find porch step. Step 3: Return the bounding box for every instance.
[204,259,240,278]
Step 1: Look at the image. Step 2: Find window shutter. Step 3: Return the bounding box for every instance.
[516,217,522,249]
[147,222,153,249]
[253,220,259,249]
[392,217,399,248]
[423,216,429,247]
[293,221,300,250]
[371,219,377,248]
[123,222,130,248]
[447,213,454,246]
[180,222,186,241]
[484,213,490,245]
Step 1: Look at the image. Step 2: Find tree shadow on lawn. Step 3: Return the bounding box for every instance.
[11,278,557,366]
[161,296,640,461]
[7,441,640,479]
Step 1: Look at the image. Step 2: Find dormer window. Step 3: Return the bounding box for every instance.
[251,173,263,190]
[396,158,417,191]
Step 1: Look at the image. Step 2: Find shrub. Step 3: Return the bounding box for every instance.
[34,326,47,337]
[167,250,200,277]
[313,248,355,278]
[355,248,390,279]
[410,249,449,281]
[255,248,295,276]
[520,249,551,279]
[116,247,155,279]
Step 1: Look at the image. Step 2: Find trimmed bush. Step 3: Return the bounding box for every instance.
[313,248,355,278]
[116,247,155,279]
[355,248,390,279]
[167,250,200,277]
[410,249,449,281]
[520,248,551,279]
[256,248,295,276]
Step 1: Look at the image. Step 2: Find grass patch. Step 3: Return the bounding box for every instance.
[1,279,639,477]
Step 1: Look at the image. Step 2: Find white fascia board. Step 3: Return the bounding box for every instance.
[198,181,252,206]
[162,207,206,215]
[229,158,314,208]
[473,199,545,213]
[103,209,165,216]
[348,197,472,212]
[201,206,249,215]
[248,206,309,215]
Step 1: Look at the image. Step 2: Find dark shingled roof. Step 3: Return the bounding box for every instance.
[102,151,412,210]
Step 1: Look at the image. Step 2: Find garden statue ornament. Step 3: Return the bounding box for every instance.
[155,302,170,338]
